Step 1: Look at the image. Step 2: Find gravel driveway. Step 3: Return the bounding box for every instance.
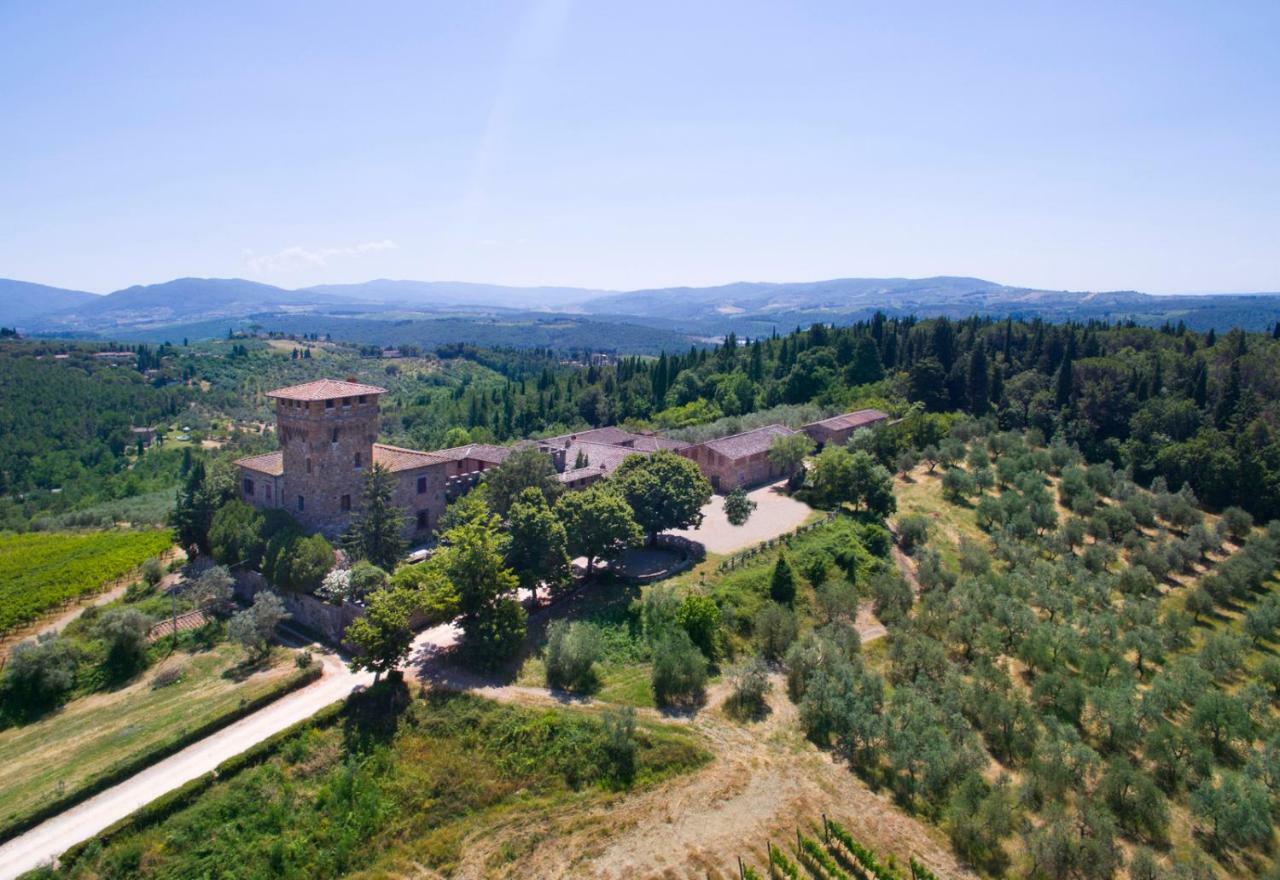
[670,479,814,555]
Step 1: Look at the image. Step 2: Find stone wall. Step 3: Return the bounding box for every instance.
[233,569,363,645]
[681,445,783,491]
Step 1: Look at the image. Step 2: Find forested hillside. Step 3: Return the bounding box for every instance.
[412,316,1280,520]
[6,314,1280,531]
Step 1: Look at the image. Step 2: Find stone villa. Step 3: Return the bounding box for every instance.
[236,377,887,539]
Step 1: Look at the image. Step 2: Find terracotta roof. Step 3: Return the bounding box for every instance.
[805,409,890,431]
[372,443,449,472]
[430,443,513,465]
[558,440,647,482]
[558,447,630,482]
[235,451,284,476]
[629,435,687,452]
[699,424,797,460]
[543,426,686,451]
[267,379,387,401]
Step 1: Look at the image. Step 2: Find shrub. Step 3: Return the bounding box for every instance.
[462,597,527,671]
[676,593,721,661]
[600,706,637,785]
[0,634,78,716]
[544,620,603,692]
[723,488,756,526]
[96,607,152,679]
[229,591,288,660]
[754,602,798,661]
[799,552,830,588]
[640,585,681,644]
[724,656,772,720]
[897,514,930,554]
[317,568,352,604]
[1222,506,1254,542]
[151,664,184,689]
[870,570,913,623]
[141,557,165,588]
[651,629,707,706]
[346,558,388,596]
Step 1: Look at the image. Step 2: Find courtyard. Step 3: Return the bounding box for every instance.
[670,479,815,555]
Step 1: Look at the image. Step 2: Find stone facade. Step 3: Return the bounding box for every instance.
[235,379,448,543]
[679,424,797,491]
[275,382,383,535]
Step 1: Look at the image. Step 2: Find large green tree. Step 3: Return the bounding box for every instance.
[768,432,815,483]
[483,446,562,517]
[506,487,571,599]
[342,463,407,570]
[555,483,643,576]
[612,450,712,543]
[808,447,896,517]
[435,497,525,667]
[345,585,418,681]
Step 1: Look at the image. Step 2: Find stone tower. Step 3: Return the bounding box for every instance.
[268,378,388,536]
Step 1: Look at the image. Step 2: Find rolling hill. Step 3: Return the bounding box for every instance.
[9,274,1280,347]
[0,279,99,327]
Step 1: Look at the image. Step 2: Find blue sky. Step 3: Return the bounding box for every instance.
[1,1,1277,294]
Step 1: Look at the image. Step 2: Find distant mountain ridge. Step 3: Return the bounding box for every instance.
[3,274,1279,340]
[0,279,99,326]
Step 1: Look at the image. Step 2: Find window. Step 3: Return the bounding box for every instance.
[325,399,334,409]
[340,494,351,512]
[342,397,351,408]
[265,484,272,501]
[353,452,361,468]
[416,510,429,530]
[305,458,312,474]
[331,427,339,443]
[358,395,367,404]
[297,495,305,512]
[417,475,427,494]
[243,477,255,496]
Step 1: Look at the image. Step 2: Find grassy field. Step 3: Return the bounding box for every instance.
[0,529,172,634]
[51,689,708,879]
[0,643,305,836]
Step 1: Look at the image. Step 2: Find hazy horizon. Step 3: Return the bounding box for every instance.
[2,2,1277,295]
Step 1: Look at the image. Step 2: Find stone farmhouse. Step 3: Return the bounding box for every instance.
[678,424,799,491]
[235,377,888,539]
[801,408,889,448]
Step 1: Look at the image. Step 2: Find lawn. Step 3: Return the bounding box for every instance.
[0,643,307,838]
[0,529,173,634]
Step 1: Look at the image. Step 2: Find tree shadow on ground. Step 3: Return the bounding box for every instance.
[222,651,272,682]
[342,671,410,752]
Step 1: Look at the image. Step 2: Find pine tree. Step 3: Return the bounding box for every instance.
[967,346,990,414]
[342,464,407,570]
[771,552,797,605]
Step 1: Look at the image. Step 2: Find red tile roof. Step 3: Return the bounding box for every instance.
[805,409,890,431]
[429,443,513,465]
[699,424,797,460]
[235,451,284,476]
[372,443,449,472]
[267,379,387,401]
